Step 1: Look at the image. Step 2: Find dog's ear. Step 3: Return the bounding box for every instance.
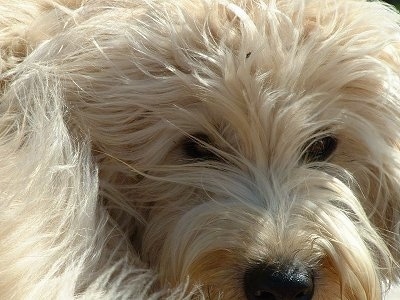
[370,14,400,263]
[299,0,400,263]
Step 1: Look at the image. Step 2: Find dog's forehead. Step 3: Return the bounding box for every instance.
[153,0,399,124]
[119,0,398,160]
[45,0,400,161]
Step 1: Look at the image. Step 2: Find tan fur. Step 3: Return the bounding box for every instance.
[0,0,399,299]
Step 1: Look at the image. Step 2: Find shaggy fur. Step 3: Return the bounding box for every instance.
[0,0,399,299]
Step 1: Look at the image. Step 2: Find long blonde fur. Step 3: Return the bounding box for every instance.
[0,0,399,299]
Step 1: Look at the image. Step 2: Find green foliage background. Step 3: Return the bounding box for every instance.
[383,0,400,10]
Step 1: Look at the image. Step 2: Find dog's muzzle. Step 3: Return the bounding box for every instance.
[243,261,314,300]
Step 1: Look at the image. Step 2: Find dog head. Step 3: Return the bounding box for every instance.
[3,0,400,299]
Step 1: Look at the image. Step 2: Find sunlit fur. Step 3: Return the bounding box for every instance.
[0,0,399,299]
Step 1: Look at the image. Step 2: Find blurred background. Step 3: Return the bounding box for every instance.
[383,0,400,9]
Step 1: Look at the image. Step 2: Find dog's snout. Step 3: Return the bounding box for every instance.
[243,262,314,300]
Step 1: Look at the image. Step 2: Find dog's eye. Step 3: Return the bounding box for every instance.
[303,136,337,162]
[182,134,217,161]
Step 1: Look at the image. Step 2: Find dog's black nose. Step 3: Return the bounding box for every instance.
[243,262,314,300]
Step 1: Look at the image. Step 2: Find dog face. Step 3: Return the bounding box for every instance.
[1,0,400,299]
[75,1,399,298]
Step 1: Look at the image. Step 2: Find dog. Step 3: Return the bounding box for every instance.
[0,0,399,299]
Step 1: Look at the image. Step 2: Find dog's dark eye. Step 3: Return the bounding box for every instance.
[182,134,217,161]
[303,136,337,162]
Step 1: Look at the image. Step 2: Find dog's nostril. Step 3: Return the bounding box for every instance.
[243,262,314,300]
